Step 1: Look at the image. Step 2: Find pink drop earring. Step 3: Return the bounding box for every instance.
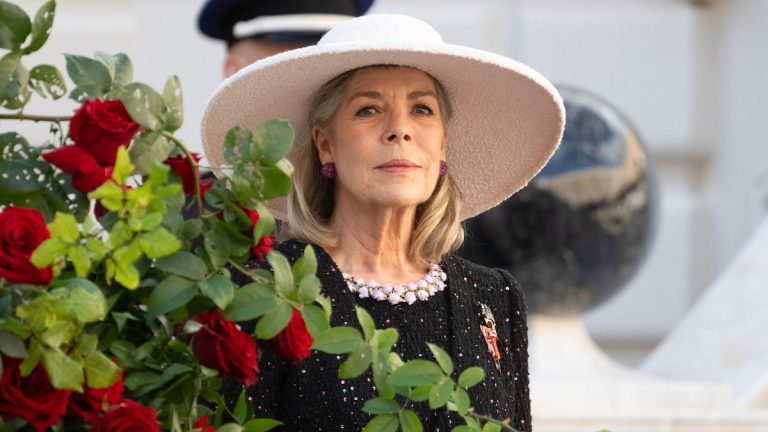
[321,162,336,179]
[439,160,448,176]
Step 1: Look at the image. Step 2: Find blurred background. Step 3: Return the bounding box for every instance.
[16,0,768,368]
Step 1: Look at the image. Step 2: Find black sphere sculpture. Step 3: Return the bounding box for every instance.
[460,86,657,315]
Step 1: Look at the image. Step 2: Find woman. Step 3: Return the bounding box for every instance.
[202,14,564,431]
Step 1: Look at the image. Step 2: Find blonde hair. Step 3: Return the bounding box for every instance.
[285,65,464,267]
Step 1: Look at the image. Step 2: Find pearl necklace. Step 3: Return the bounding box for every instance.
[342,264,447,305]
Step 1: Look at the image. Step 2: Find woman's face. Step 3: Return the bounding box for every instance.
[313,67,447,214]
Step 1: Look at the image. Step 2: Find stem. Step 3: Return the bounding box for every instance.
[227,259,252,280]
[162,132,204,217]
[0,113,72,122]
[465,411,518,431]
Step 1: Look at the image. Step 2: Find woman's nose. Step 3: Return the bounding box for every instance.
[384,111,413,143]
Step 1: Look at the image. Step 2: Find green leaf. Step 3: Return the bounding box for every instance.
[147,275,197,317]
[120,82,165,131]
[451,427,472,432]
[204,228,230,269]
[66,279,107,323]
[356,306,376,342]
[0,52,31,110]
[292,244,317,282]
[252,119,294,163]
[49,212,80,243]
[223,125,253,164]
[254,301,292,339]
[0,1,31,50]
[89,181,125,213]
[297,275,321,305]
[137,227,181,259]
[112,53,133,87]
[0,329,27,358]
[362,414,398,432]
[68,244,91,276]
[399,410,423,432]
[224,282,277,322]
[267,251,294,297]
[123,370,157,391]
[198,274,235,310]
[129,131,172,175]
[233,389,248,424]
[339,345,373,379]
[387,360,443,387]
[429,376,453,409]
[111,311,136,332]
[218,424,244,432]
[112,146,133,184]
[427,343,453,375]
[457,367,485,389]
[481,423,502,432]
[111,241,142,289]
[28,64,66,99]
[453,386,470,415]
[65,54,111,96]
[299,304,328,337]
[162,75,183,131]
[371,328,399,352]
[372,354,394,400]
[0,417,27,431]
[30,237,67,268]
[251,202,275,240]
[69,84,98,102]
[42,348,84,391]
[83,351,119,388]
[361,398,400,415]
[0,131,34,159]
[243,418,284,432]
[311,327,363,354]
[94,51,116,80]
[21,0,55,54]
[259,163,292,200]
[316,295,332,321]
[155,251,207,280]
[407,385,431,403]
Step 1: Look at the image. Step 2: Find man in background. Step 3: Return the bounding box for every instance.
[198,0,374,78]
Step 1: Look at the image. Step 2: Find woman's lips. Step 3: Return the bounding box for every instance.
[376,159,420,172]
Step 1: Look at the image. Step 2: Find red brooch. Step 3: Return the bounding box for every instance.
[479,303,501,371]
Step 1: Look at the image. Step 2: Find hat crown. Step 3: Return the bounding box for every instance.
[318,14,444,46]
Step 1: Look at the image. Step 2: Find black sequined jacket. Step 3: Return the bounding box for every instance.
[223,239,532,431]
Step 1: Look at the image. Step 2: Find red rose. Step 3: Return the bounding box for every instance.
[0,355,71,431]
[191,309,259,386]
[244,208,274,261]
[252,234,275,262]
[164,153,213,197]
[193,414,216,432]
[43,145,114,193]
[67,371,124,421]
[91,399,160,432]
[70,99,141,166]
[0,207,53,285]
[267,309,313,364]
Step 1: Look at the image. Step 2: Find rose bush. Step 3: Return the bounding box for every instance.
[0,1,506,431]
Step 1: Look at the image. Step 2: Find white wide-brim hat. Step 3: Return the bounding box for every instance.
[202,14,565,220]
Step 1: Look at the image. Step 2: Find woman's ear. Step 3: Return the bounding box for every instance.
[312,126,333,164]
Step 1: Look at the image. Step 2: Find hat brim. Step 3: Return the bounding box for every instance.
[201,42,565,220]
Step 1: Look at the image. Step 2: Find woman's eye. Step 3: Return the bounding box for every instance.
[356,106,377,116]
[414,104,434,115]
